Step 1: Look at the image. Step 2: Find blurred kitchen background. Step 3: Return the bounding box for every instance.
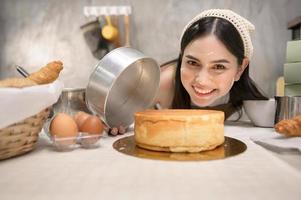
[0,0,301,97]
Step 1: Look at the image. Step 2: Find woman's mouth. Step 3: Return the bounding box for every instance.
[193,86,216,98]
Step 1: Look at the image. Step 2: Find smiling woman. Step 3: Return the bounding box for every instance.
[154,9,268,120]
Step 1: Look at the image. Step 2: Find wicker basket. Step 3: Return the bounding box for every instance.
[0,108,50,160]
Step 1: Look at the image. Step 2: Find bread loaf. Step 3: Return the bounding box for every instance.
[0,78,37,88]
[0,61,63,88]
[28,61,63,84]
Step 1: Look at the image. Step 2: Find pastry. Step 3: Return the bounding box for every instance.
[0,60,63,88]
[0,78,37,88]
[134,109,225,152]
[274,115,301,136]
[27,61,63,84]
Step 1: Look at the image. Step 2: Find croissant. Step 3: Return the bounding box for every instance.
[27,61,63,84]
[274,115,301,136]
[0,60,63,88]
[0,78,37,88]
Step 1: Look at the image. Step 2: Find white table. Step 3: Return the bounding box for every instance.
[1,122,301,200]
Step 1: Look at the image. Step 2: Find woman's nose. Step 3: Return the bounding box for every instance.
[195,69,212,83]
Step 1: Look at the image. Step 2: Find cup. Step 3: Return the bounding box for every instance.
[274,96,301,123]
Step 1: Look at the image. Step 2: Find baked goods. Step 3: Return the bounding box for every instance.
[134,109,225,152]
[0,78,37,88]
[274,115,301,136]
[0,60,63,88]
[28,61,63,84]
[0,61,63,159]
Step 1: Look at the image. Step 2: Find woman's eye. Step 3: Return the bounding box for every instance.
[187,60,199,67]
[213,64,226,70]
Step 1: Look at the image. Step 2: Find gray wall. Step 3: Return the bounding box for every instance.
[0,0,300,96]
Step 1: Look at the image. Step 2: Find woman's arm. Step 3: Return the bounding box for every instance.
[153,61,177,109]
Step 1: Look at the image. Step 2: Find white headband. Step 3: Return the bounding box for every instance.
[181,9,255,59]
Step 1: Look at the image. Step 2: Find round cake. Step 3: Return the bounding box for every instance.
[134,109,225,153]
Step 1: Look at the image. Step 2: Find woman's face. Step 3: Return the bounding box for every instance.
[180,35,247,107]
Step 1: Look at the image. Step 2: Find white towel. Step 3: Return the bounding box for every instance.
[250,133,301,153]
[0,80,64,129]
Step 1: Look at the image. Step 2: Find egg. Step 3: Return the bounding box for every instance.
[80,115,104,135]
[79,115,104,147]
[74,111,90,128]
[50,113,79,146]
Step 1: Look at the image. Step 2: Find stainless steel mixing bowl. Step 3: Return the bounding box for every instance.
[52,87,91,116]
[85,47,160,128]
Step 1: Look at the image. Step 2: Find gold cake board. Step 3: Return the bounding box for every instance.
[113,135,247,161]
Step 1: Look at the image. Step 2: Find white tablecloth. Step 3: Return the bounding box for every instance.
[0,122,300,200]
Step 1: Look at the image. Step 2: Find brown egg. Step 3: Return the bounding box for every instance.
[50,113,79,147]
[80,115,104,135]
[74,111,90,128]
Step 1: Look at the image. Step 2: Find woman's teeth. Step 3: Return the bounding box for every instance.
[194,87,214,94]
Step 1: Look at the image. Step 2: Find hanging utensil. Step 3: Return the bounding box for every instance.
[111,15,121,48]
[80,18,110,59]
[124,14,130,46]
[101,15,118,42]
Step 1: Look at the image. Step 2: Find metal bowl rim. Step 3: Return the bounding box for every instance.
[62,87,86,92]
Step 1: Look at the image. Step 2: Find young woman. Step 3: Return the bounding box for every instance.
[154,9,267,120]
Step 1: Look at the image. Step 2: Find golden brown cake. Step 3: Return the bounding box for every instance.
[134,109,225,153]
